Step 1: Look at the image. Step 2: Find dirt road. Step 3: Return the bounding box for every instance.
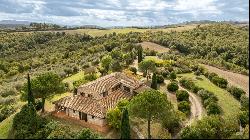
[178,85,204,126]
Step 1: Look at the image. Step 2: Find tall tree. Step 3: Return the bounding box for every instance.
[138,45,143,63]
[121,108,130,139]
[101,55,113,73]
[138,60,156,81]
[22,72,65,113]
[27,73,35,105]
[151,73,158,89]
[128,89,173,139]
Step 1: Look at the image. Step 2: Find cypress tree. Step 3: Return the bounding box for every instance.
[151,73,158,90]
[27,73,35,105]
[138,46,143,63]
[121,108,130,139]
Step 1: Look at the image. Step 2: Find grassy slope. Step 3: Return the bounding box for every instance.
[0,114,14,139]
[177,73,241,118]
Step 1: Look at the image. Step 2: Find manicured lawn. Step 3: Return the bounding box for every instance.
[177,73,241,118]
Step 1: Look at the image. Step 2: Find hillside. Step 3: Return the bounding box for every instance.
[0,23,249,139]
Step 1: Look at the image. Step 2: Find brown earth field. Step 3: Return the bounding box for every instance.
[139,41,170,53]
[201,64,249,96]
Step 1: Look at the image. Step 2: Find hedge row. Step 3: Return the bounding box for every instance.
[176,90,190,116]
[179,77,221,115]
[204,72,228,88]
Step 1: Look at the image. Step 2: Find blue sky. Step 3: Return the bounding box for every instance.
[0,0,249,26]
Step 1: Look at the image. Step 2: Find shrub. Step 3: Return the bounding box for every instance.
[156,75,164,83]
[84,73,98,81]
[197,89,215,102]
[240,95,249,111]
[179,77,195,90]
[206,102,221,115]
[227,86,246,100]
[162,111,181,134]
[192,85,203,94]
[169,72,176,80]
[178,101,191,116]
[35,99,43,111]
[211,76,228,88]
[77,128,100,139]
[207,72,218,80]
[238,111,249,128]
[129,67,137,75]
[0,88,17,97]
[176,90,189,102]
[106,107,122,129]
[0,105,16,122]
[204,97,218,108]
[167,82,179,92]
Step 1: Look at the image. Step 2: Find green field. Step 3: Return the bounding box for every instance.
[177,73,241,118]
[0,113,15,139]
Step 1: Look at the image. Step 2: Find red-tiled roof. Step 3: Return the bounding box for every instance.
[54,89,132,118]
[77,72,142,97]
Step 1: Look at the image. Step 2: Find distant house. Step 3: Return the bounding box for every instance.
[53,72,150,126]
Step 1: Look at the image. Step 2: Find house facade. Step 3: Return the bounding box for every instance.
[53,72,150,126]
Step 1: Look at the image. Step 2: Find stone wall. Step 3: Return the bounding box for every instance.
[67,108,80,119]
[87,115,107,126]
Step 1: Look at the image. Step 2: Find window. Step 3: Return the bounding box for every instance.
[88,94,93,98]
[124,86,130,92]
[102,91,108,97]
[80,92,85,97]
[112,84,121,91]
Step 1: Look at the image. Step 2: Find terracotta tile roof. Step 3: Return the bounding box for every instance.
[77,72,142,96]
[54,89,132,118]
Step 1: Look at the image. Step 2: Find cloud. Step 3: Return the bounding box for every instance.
[0,0,248,26]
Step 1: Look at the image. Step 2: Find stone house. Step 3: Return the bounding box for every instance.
[53,72,150,126]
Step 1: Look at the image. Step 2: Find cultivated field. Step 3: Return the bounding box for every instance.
[139,42,170,53]
[202,64,249,96]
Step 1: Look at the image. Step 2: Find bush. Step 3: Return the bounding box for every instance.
[35,99,43,111]
[167,82,179,92]
[129,67,137,75]
[162,111,181,134]
[178,101,191,116]
[77,128,101,139]
[106,107,122,129]
[169,72,176,80]
[191,85,203,94]
[206,102,221,115]
[84,73,98,81]
[0,88,18,97]
[238,111,249,128]
[179,77,195,90]
[197,89,216,102]
[240,95,249,111]
[156,75,164,83]
[176,90,189,102]
[203,97,218,108]
[0,105,16,122]
[211,76,228,88]
[227,86,246,100]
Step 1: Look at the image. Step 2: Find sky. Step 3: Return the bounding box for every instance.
[0,0,249,27]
